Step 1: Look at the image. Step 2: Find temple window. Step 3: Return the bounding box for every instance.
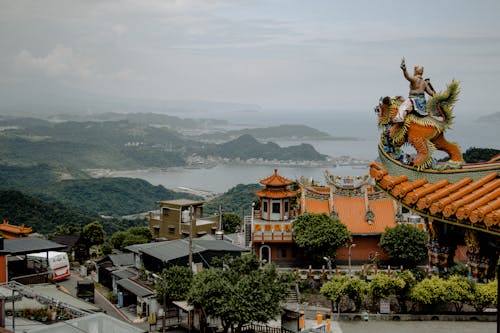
[272,202,280,214]
[284,201,289,213]
[263,201,268,213]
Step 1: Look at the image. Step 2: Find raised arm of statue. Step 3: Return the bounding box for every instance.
[400,57,414,83]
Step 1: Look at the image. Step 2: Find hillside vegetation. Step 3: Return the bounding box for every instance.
[0,163,200,216]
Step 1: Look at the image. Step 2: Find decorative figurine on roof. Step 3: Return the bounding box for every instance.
[374,58,464,170]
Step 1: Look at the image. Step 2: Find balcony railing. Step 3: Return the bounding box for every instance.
[251,221,293,243]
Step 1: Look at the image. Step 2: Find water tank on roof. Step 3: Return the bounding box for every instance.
[182,210,190,223]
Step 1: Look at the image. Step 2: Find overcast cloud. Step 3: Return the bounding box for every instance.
[1,0,500,114]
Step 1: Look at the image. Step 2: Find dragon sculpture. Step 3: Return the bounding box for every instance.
[375,80,464,170]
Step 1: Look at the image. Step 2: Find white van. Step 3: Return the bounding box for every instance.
[27,251,70,281]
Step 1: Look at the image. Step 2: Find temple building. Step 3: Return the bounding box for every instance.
[0,220,32,239]
[371,161,500,280]
[297,171,399,264]
[251,169,297,265]
[148,199,219,241]
[250,169,408,267]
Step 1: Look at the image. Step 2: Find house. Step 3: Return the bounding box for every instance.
[95,252,135,289]
[148,199,219,240]
[125,238,250,273]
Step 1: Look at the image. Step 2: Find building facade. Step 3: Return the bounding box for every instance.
[148,199,218,241]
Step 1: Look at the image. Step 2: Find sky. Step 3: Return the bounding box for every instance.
[1,0,500,115]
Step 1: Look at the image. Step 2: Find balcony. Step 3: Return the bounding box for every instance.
[251,220,293,243]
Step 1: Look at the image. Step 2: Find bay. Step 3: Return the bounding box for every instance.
[106,112,499,194]
[113,164,369,194]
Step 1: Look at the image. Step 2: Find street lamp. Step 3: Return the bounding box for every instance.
[323,257,332,277]
[348,243,357,278]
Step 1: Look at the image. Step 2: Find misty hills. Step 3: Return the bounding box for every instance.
[0,116,327,170]
[477,112,500,123]
[199,134,326,161]
[194,124,336,142]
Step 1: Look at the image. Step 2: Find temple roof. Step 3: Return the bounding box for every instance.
[260,169,293,187]
[0,219,32,238]
[302,196,396,235]
[370,162,500,235]
[255,188,297,198]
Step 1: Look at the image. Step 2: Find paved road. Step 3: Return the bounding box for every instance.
[337,321,496,333]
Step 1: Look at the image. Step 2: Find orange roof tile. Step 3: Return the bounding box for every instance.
[370,162,500,234]
[333,197,396,235]
[260,169,293,187]
[255,188,296,198]
[0,219,32,238]
[304,198,330,214]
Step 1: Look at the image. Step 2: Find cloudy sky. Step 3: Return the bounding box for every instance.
[1,0,499,115]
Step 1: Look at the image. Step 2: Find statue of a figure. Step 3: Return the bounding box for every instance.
[394,58,436,123]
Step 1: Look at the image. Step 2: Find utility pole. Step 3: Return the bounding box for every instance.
[162,277,167,333]
[188,205,194,270]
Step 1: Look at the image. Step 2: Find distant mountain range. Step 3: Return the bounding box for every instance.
[477,112,500,123]
[0,114,327,171]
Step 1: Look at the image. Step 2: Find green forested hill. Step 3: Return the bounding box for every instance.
[0,163,201,217]
[35,177,200,216]
[0,190,148,235]
[204,183,262,215]
[199,134,327,161]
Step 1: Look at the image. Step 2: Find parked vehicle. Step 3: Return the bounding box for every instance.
[27,251,70,282]
[77,279,95,303]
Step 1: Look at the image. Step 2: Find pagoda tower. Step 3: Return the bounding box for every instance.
[252,169,296,264]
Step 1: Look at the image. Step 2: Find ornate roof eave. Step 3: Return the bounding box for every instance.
[255,189,297,198]
[370,162,500,237]
[260,168,294,187]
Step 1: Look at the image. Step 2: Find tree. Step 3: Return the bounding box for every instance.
[292,213,351,261]
[410,276,447,310]
[110,231,128,250]
[80,221,105,259]
[82,221,105,246]
[320,276,349,310]
[156,266,193,302]
[127,226,153,242]
[222,213,242,233]
[444,275,474,312]
[379,224,427,268]
[471,280,497,312]
[188,254,290,333]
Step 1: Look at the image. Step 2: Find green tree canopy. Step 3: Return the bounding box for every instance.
[156,266,194,302]
[222,213,242,233]
[379,224,427,268]
[82,221,105,247]
[292,213,351,261]
[444,275,474,312]
[188,254,291,333]
[472,279,497,312]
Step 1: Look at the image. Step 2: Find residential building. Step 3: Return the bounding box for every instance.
[148,199,218,240]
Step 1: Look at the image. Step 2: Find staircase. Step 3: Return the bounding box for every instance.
[285,284,300,304]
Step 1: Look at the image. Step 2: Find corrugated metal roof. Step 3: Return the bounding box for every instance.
[130,238,249,263]
[4,238,66,255]
[108,253,134,267]
[112,268,136,280]
[117,278,155,297]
